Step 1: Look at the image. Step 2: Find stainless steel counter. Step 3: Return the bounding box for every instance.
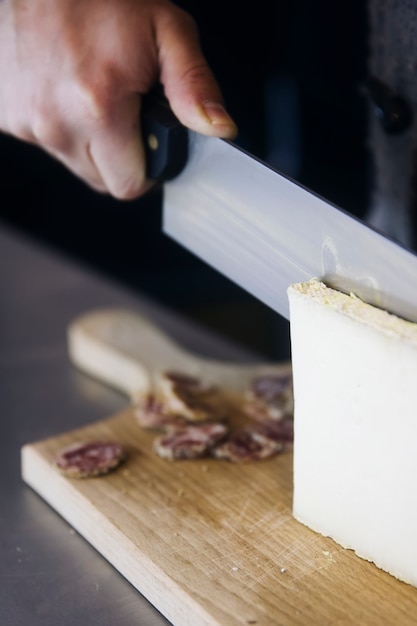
[0,222,259,625]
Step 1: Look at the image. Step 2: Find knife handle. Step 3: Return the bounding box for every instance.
[141,89,188,181]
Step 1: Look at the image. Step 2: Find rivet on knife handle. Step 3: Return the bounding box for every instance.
[141,89,188,182]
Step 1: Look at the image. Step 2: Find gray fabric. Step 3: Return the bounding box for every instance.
[367,0,417,248]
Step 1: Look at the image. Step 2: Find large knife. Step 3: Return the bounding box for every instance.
[142,94,417,323]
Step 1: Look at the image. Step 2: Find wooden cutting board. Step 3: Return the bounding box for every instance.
[21,308,417,625]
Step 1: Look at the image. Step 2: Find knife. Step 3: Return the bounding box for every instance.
[142,92,417,323]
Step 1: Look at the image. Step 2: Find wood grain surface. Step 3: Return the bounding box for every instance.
[21,309,417,625]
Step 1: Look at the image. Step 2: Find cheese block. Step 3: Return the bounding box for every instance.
[287,278,417,587]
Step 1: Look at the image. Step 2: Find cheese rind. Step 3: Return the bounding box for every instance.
[288,278,417,586]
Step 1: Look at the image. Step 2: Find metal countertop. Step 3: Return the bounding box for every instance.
[0,221,257,626]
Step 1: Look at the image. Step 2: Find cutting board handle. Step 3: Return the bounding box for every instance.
[68,308,200,400]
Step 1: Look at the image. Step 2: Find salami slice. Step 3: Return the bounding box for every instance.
[251,373,292,399]
[162,371,212,393]
[55,441,125,478]
[154,370,225,422]
[245,373,294,421]
[248,418,293,445]
[212,428,284,462]
[153,423,228,460]
[134,393,187,430]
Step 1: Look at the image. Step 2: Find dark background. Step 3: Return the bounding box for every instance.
[0,1,369,359]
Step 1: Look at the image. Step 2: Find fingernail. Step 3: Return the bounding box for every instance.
[202,100,236,128]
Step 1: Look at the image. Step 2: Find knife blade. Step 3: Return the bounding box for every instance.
[142,95,417,323]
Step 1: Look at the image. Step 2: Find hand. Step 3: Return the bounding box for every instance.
[0,0,237,199]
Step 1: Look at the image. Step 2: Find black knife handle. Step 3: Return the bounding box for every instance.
[141,89,188,181]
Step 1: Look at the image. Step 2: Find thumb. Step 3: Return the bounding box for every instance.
[157,9,238,139]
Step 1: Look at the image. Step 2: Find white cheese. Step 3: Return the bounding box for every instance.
[288,278,417,586]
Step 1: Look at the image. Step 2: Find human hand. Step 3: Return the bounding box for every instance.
[0,0,237,199]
